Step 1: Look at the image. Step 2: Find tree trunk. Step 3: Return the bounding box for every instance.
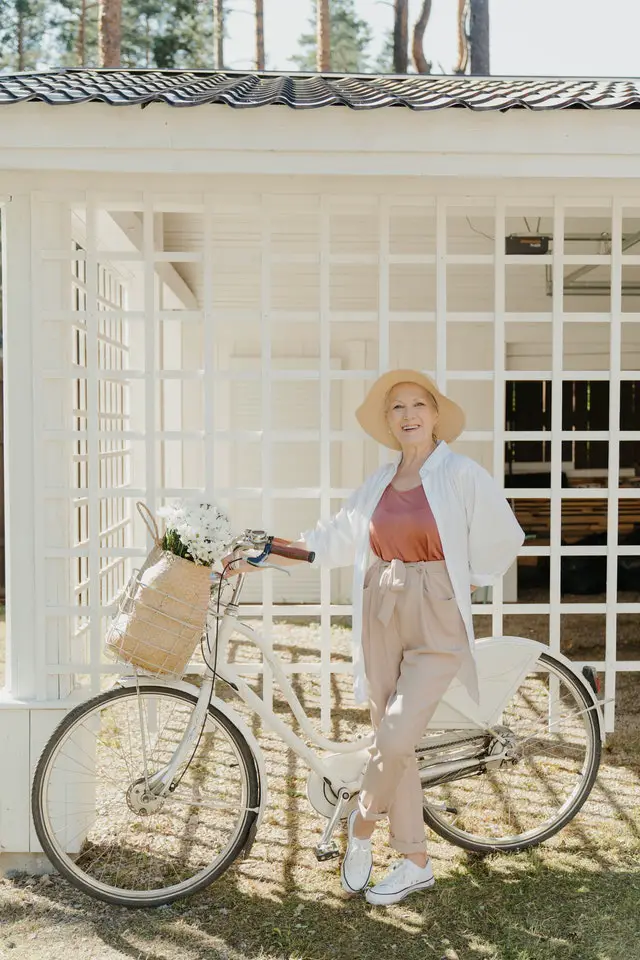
[255,0,265,70]
[412,0,432,74]
[454,0,469,74]
[16,4,25,71]
[145,13,151,67]
[99,0,122,67]
[76,0,87,66]
[317,0,330,72]
[393,0,408,73]
[469,0,490,75]
[214,0,224,69]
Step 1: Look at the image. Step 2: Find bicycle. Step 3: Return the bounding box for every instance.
[32,529,607,908]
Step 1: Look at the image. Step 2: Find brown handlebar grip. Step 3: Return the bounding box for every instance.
[270,540,316,563]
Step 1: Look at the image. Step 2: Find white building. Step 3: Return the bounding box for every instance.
[0,71,639,872]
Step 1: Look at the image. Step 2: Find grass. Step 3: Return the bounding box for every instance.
[0,619,639,959]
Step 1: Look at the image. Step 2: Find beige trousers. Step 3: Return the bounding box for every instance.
[357,557,470,855]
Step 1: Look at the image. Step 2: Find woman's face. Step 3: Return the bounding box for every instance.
[385,382,439,450]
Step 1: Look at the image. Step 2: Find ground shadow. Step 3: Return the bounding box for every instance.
[3,853,639,960]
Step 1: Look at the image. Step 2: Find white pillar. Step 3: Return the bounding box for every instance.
[0,194,77,873]
[1,194,38,701]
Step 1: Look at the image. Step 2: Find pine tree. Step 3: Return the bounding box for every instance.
[120,0,159,67]
[393,0,407,73]
[291,0,372,74]
[469,0,489,74]
[255,0,264,70]
[213,0,223,68]
[412,0,432,74]
[99,0,122,66]
[316,0,329,71]
[48,0,100,67]
[121,0,213,69]
[371,28,393,73]
[0,0,48,70]
[75,0,98,65]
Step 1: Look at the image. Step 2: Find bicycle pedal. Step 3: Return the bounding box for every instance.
[314,842,340,862]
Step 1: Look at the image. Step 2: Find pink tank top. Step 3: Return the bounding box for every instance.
[369,482,444,563]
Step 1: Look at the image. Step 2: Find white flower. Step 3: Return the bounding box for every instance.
[157,498,234,564]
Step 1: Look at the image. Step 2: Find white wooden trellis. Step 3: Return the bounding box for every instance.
[71,233,129,698]
[2,186,640,749]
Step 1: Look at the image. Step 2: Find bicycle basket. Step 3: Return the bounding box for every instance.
[104,504,213,679]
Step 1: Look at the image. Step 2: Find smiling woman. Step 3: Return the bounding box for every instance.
[318,368,524,904]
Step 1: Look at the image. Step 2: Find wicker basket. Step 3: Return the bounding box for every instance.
[105,502,213,678]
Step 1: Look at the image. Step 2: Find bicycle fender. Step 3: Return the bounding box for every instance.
[492,638,606,744]
[115,676,270,835]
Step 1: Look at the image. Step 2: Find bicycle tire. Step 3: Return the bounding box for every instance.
[32,684,260,907]
[422,652,602,854]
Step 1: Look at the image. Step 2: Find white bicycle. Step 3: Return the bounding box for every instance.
[32,529,606,908]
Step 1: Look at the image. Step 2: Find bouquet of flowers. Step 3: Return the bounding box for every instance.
[156,499,234,565]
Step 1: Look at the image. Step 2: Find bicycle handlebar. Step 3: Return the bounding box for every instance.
[227,529,315,565]
[269,538,315,562]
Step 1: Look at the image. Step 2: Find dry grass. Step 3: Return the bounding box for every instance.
[0,618,639,960]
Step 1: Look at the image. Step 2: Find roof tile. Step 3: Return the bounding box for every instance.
[1,70,640,111]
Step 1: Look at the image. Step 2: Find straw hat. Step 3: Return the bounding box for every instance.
[355,369,465,450]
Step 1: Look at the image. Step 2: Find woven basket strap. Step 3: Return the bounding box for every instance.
[136,501,162,546]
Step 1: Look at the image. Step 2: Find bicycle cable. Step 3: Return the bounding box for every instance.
[167,554,240,792]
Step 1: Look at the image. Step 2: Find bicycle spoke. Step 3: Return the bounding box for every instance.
[35,688,255,901]
[422,655,599,847]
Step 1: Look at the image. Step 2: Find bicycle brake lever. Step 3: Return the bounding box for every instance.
[246,560,292,576]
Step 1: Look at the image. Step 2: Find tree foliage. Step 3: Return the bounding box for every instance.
[42,0,213,69]
[371,28,393,73]
[0,0,48,70]
[291,0,374,73]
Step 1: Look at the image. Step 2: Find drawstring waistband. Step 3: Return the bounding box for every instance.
[369,557,449,628]
[375,557,407,627]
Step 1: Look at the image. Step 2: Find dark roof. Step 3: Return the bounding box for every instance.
[1,69,640,111]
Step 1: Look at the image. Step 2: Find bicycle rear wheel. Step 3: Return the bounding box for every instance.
[420,652,601,853]
[32,685,260,907]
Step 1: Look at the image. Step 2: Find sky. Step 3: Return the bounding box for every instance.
[222,0,640,76]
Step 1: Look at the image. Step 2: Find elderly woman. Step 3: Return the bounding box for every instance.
[225,368,524,907]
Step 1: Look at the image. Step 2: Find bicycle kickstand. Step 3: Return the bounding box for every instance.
[314,787,353,862]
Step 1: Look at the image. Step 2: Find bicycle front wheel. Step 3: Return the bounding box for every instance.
[421,652,601,853]
[32,685,260,907]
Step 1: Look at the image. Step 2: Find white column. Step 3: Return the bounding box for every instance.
[2,197,74,700]
[1,194,37,701]
[606,199,622,734]
[0,193,71,870]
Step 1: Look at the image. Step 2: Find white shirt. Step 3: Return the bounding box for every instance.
[300,440,525,706]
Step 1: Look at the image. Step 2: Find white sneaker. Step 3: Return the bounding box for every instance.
[340,809,373,894]
[364,857,435,906]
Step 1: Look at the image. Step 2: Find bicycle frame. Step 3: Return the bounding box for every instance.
[124,569,607,810]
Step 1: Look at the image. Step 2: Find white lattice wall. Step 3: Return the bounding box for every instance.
[3,186,640,744]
